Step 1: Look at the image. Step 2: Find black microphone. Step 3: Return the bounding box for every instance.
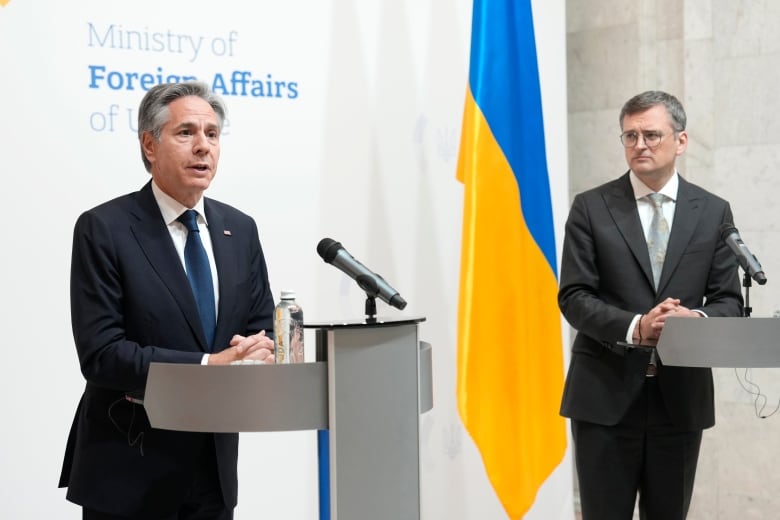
[720,224,767,285]
[317,238,407,310]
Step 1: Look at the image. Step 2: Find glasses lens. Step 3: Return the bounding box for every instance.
[620,132,665,148]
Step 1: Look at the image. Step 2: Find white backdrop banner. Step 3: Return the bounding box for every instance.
[0,1,571,518]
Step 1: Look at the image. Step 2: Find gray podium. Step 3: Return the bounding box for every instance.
[657,316,780,367]
[143,317,431,520]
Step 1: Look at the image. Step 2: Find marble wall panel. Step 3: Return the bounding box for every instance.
[709,144,780,232]
[566,0,639,33]
[713,56,780,147]
[567,24,641,112]
[655,0,685,40]
[682,39,714,185]
[567,109,627,196]
[684,0,713,40]
[712,0,780,59]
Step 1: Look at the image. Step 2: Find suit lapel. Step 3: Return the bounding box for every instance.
[603,174,656,289]
[129,182,209,351]
[205,200,236,350]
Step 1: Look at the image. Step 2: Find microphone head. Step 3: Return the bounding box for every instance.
[720,223,738,240]
[317,238,342,263]
[389,294,408,310]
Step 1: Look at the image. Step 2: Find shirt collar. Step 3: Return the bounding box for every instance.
[151,180,208,226]
[629,171,679,202]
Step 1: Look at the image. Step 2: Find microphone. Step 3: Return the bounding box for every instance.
[720,224,767,285]
[317,238,407,310]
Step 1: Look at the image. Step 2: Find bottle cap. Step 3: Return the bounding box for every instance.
[280,290,297,300]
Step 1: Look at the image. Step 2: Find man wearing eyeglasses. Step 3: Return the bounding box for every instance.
[558,91,743,519]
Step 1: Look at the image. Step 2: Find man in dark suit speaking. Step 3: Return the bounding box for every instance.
[59,81,276,519]
[558,91,743,519]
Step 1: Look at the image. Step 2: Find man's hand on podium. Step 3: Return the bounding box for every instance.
[208,330,276,365]
[642,298,702,346]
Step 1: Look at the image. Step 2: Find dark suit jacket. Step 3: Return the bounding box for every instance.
[558,173,743,431]
[59,181,275,517]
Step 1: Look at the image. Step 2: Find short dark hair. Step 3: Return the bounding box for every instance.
[619,91,686,133]
[137,81,227,172]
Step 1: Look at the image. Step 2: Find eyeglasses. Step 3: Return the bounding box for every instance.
[619,131,673,148]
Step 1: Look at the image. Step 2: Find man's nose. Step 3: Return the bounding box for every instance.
[192,132,210,153]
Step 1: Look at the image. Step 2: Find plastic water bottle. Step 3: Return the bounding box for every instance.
[274,290,304,363]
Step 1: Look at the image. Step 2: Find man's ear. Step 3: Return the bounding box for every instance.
[141,131,156,164]
[676,130,688,156]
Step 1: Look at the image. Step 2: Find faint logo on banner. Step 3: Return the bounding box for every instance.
[443,420,463,460]
[437,126,458,163]
[413,115,459,164]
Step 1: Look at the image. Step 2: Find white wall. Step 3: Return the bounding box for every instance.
[0,0,569,518]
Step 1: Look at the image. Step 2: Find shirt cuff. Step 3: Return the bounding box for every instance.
[626,314,642,343]
[201,354,210,365]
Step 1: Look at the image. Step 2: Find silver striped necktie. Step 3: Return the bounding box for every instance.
[646,193,670,289]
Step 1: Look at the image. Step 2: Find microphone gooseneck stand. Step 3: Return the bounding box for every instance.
[743,271,752,318]
[365,295,378,324]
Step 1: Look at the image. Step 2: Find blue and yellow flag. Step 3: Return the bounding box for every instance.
[456,1,567,517]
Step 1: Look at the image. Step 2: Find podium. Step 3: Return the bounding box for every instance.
[657,316,780,368]
[143,317,432,520]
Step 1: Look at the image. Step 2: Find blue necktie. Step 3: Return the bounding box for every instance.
[178,210,216,350]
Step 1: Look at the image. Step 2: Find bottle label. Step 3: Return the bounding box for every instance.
[274,301,304,363]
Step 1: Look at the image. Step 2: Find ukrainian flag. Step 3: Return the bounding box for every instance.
[456,1,567,517]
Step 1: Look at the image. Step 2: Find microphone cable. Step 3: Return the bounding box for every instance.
[108,396,146,455]
[734,367,780,419]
